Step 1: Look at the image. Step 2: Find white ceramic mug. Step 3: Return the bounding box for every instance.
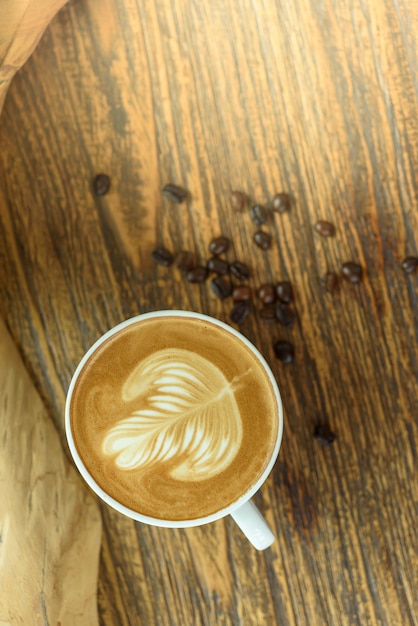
[65,310,284,550]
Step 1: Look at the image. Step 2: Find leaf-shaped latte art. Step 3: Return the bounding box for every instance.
[102,348,244,480]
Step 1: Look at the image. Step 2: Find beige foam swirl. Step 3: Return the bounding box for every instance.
[101,349,244,480]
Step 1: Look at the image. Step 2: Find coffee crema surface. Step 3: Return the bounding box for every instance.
[70,316,279,521]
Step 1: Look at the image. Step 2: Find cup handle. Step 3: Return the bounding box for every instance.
[230,499,275,550]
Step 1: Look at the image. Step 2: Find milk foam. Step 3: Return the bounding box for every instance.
[102,348,244,480]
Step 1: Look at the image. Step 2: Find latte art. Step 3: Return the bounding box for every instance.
[68,315,279,521]
[102,348,244,480]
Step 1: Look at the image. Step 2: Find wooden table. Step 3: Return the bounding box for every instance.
[0,0,417,624]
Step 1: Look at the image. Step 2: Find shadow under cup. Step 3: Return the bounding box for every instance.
[65,311,283,542]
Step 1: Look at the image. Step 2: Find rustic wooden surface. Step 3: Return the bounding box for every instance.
[0,0,69,111]
[0,316,101,625]
[0,0,417,624]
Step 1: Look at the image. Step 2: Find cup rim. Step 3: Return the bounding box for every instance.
[65,309,284,528]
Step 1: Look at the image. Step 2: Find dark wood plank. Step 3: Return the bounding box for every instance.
[0,0,417,624]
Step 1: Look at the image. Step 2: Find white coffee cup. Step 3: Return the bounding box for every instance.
[65,310,283,550]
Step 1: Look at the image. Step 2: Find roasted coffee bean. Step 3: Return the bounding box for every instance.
[257,283,276,304]
[253,230,272,250]
[314,220,335,237]
[229,300,250,325]
[151,246,174,267]
[162,183,188,203]
[273,340,295,364]
[185,266,208,283]
[314,424,336,446]
[401,256,418,273]
[175,250,196,271]
[250,204,267,226]
[276,281,294,304]
[275,303,295,327]
[209,236,230,256]
[232,285,252,301]
[211,276,232,300]
[259,304,276,322]
[93,173,111,196]
[341,262,363,284]
[272,192,291,213]
[230,261,251,280]
[230,190,247,212]
[320,271,339,292]
[207,257,229,275]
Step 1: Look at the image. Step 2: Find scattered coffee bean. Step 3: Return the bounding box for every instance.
[275,303,295,327]
[341,262,363,284]
[259,304,276,322]
[314,424,336,446]
[209,236,230,256]
[175,250,196,271]
[230,300,250,325]
[230,261,251,281]
[276,281,294,304]
[162,183,188,203]
[207,257,229,275]
[185,266,208,283]
[272,192,291,213]
[151,246,174,267]
[211,276,232,300]
[230,190,247,212]
[273,340,295,364]
[232,285,252,301]
[320,271,339,293]
[314,220,335,237]
[401,256,418,274]
[93,173,111,196]
[250,204,267,226]
[254,230,272,250]
[257,283,276,304]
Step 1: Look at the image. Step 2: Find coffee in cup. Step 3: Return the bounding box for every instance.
[66,311,283,548]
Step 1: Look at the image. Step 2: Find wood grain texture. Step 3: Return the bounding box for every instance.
[0,0,417,624]
[0,0,69,111]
